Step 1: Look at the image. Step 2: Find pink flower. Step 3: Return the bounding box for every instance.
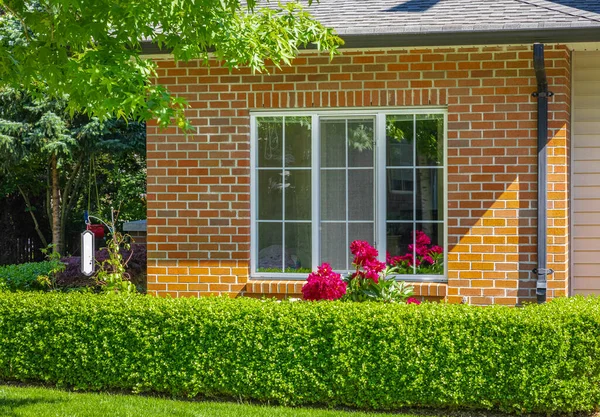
[407,297,421,305]
[386,252,403,266]
[421,255,434,265]
[409,243,430,257]
[415,230,431,247]
[361,258,385,283]
[398,253,420,267]
[430,245,443,254]
[364,258,385,273]
[350,240,379,266]
[302,263,347,301]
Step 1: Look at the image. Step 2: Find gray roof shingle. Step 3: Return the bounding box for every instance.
[300,0,600,35]
[141,0,600,53]
[279,0,600,46]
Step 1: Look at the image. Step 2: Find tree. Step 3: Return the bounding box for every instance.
[0,0,342,128]
[0,89,145,254]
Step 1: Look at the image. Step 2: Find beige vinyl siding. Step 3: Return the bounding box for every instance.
[572,51,600,295]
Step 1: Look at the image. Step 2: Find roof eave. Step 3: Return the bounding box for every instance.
[140,27,600,55]
[339,27,600,48]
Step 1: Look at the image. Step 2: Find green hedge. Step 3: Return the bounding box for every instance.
[0,292,599,413]
[0,261,57,291]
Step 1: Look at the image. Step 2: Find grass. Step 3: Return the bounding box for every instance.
[0,384,405,417]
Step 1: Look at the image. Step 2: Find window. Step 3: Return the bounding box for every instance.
[250,109,446,280]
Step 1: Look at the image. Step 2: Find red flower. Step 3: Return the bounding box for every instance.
[302,263,347,301]
[362,258,385,283]
[421,255,434,265]
[398,253,420,267]
[386,251,403,266]
[430,245,443,254]
[415,230,431,247]
[407,297,421,305]
[350,240,379,266]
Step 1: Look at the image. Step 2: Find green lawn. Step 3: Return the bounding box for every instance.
[0,384,408,417]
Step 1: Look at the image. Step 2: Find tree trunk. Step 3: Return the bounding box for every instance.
[60,156,85,254]
[50,155,62,254]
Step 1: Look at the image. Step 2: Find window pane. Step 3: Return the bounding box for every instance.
[386,115,413,167]
[258,171,282,220]
[285,116,311,167]
[258,117,283,167]
[321,120,346,168]
[321,170,346,221]
[416,168,444,221]
[320,223,347,270]
[416,114,444,167]
[348,170,374,221]
[285,223,312,272]
[257,222,283,271]
[348,119,374,167]
[415,223,444,275]
[387,169,413,221]
[285,170,311,221]
[386,223,414,274]
[348,223,374,269]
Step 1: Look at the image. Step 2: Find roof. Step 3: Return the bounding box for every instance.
[141,0,600,53]
[301,0,600,47]
[122,220,147,232]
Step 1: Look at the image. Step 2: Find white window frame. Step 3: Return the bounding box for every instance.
[250,107,448,282]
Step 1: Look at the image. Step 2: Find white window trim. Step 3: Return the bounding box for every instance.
[250,107,448,283]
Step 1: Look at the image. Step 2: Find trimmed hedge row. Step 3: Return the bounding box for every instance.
[0,292,600,413]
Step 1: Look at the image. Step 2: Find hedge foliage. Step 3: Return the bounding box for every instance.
[0,261,57,291]
[0,292,599,413]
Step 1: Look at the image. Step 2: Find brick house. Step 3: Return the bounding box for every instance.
[143,0,600,305]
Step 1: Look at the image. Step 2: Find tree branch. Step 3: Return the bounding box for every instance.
[1,3,32,41]
[17,184,49,248]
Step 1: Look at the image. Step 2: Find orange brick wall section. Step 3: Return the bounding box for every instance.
[146,44,571,305]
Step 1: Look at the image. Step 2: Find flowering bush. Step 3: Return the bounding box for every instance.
[301,263,346,301]
[302,240,416,303]
[344,240,414,302]
[387,231,444,275]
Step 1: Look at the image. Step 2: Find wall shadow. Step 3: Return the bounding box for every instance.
[386,0,442,12]
[546,1,600,14]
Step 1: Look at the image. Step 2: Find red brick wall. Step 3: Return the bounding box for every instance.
[146,44,571,305]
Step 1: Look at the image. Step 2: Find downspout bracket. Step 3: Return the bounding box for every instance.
[532,268,554,275]
[532,91,554,98]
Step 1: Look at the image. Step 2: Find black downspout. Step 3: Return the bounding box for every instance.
[532,43,554,303]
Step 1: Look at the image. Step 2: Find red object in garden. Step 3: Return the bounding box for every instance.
[86,223,105,239]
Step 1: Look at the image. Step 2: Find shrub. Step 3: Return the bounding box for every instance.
[304,240,414,302]
[302,263,346,301]
[0,261,59,291]
[57,244,147,291]
[0,293,599,413]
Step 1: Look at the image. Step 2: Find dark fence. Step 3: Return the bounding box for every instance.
[0,195,49,265]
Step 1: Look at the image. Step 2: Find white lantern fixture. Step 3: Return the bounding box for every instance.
[81,229,95,276]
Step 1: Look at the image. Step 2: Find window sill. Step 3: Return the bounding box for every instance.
[245,279,448,298]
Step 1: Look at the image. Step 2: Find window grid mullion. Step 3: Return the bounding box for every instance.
[412,114,417,275]
[281,117,286,271]
[311,114,320,270]
[376,113,386,262]
[345,119,349,269]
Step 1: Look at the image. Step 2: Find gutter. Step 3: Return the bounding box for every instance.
[532,43,554,303]
[140,27,600,55]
